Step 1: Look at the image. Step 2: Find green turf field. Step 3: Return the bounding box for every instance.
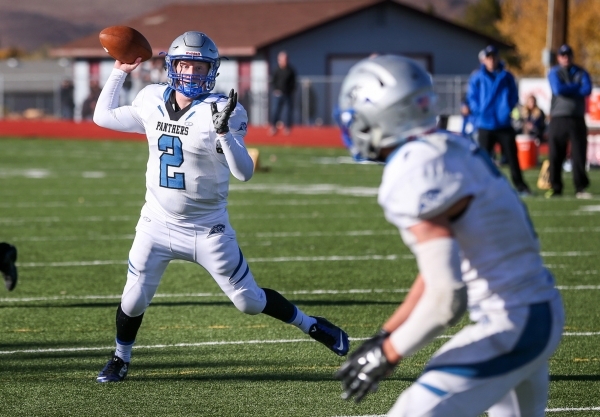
[0,138,599,416]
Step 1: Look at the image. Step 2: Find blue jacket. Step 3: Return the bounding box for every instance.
[467,62,519,130]
[548,64,591,117]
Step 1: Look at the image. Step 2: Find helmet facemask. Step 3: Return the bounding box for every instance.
[164,32,221,98]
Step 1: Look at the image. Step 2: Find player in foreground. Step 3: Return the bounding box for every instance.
[0,242,17,291]
[93,31,349,382]
[334,55,564,416]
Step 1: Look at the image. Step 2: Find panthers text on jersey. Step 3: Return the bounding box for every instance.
[94,68,254,221]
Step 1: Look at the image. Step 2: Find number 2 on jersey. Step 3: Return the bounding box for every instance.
[158,134,185,189]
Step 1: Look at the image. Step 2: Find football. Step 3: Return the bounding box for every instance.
[99,26,152,64]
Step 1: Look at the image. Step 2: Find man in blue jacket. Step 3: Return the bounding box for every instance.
[546,44,592,199]
[467,45,531,195]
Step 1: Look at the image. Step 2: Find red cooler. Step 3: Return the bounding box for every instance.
[516,135,538,170]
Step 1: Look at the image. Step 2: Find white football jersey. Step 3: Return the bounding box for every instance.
[379,131,557,316]
[94,69,253,221]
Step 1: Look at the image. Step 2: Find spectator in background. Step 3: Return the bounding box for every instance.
[546,44,592,199]
[458,51,486,142]
[120,73,133,106]
[59,79,75,120]
[514,94,547,144]
[467,45,531,196]
[81,80,102,120]
[460,97,475,141]
[269,51,297,135]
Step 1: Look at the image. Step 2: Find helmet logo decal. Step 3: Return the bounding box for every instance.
[185,51,203,56]
[347,86,361,104]
[416,94,430,112]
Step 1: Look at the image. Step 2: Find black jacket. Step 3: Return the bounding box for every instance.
[272,66,297,95]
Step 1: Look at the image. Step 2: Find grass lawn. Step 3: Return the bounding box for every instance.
[0,138,599,416]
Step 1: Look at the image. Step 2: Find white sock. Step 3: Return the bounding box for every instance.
[115,338,134,363]
[287,307,316,333]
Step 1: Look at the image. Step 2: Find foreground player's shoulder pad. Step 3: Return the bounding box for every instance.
[380,140,464,220]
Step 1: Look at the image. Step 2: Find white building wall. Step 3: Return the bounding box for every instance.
[73,60,90,121]
[214,60,238,96]
[250,59,268,125]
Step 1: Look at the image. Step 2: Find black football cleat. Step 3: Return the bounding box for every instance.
[97,354,129,382]
[0,243,17,291]
[309,316,350,356]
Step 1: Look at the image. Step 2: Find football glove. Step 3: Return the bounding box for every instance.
[211,89,237,134]
[335,329,396,403]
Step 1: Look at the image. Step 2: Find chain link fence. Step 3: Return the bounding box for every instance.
[0,73,469,124]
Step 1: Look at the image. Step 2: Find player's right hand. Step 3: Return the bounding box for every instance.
[114,57,142,73]
[335,330,396,403]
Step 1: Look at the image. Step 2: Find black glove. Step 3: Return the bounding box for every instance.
[211,89,237,134]
[335,330,395,403]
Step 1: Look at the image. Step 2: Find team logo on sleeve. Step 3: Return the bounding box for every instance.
[208,224,226,237]
[235,122,247,132]
[418,189,442,212]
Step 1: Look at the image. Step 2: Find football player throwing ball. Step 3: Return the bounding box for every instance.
[93,31,349,382]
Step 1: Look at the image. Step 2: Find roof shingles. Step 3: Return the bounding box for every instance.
[51,0,505,58]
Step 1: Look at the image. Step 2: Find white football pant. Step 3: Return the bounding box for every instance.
[121,204,266,317]
[388,294,564,417]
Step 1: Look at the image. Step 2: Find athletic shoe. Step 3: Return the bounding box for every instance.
[544,189,562,199]
[575,191,593,199]
[97,354,129,382]
[309,316,349,356]
[518,189,533,198]
[0,243,17,291]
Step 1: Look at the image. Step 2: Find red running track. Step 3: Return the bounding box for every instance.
[0,120,345,148]
[0,120,550,156]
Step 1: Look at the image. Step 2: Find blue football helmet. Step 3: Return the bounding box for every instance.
[164,31,220,98]
[335,55,437,161]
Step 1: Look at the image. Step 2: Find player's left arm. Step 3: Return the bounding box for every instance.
[211,89,254,181]
[382,195,470,362]
[337,196,470,402]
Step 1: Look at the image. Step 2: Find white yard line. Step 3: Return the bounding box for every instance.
[7,230,397,242]
[13,251,596,268]
[5,225,600,243]
[0,331,598,356]
[0,288,410,303]
[17,255,411,268]
[0,285,597,304]
[0,199,359,209]
[334,409,600,417]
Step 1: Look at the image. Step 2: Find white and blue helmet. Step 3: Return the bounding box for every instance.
[335,55,437,161]
[165,31,220,98]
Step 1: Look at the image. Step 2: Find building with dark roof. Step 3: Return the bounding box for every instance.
[51,0,509,124]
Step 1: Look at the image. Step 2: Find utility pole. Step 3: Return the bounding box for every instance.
[543,0,569,70]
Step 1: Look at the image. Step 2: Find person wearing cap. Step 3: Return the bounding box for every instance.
[546,44,592,199]
[467,45,532,196]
